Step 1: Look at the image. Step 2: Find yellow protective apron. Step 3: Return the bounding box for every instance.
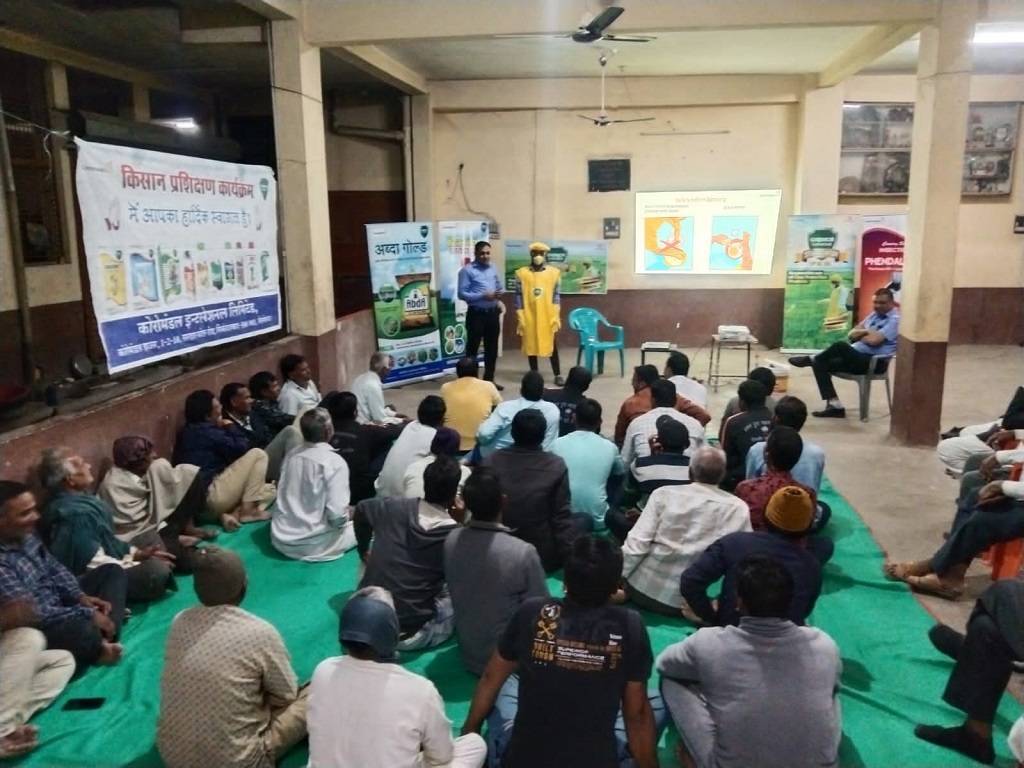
[515,265,561,357]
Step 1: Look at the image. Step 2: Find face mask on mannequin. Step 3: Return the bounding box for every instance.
[531,254,546,266]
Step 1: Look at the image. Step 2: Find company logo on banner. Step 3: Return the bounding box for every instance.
[859,214,905,321]
[366,222,445,385]
[504,239,608,294]
[74,139,281,373]
[781,215,859,353]
[437,220,488,366]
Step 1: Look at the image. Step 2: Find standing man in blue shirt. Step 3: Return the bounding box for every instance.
[458,240,505,390]
[789,287,899,419]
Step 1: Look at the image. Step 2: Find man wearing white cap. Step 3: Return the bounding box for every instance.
[515,242,564,386]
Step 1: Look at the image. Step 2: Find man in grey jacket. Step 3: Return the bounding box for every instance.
[444,467,549,675]
[657,554,842,768]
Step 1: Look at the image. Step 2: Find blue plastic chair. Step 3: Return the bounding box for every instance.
[568,307,625,377]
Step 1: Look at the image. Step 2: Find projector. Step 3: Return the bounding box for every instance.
[717,325,751,341]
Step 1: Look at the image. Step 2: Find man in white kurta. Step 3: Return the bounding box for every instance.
[271,409,356,562]
[351,353,403,425]
[375,396,447,499]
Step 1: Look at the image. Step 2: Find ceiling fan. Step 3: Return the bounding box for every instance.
[578,53,655,127]
[498,6,656,44]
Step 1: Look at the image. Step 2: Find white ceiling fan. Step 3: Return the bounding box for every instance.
[497,6,656,44]
[578,53,655,127]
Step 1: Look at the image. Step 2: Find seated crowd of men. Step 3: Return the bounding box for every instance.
[0,346,1012,767]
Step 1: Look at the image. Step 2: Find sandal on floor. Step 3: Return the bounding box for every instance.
[905,574,964,600]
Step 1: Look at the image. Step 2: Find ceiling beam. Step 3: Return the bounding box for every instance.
[304,0,938,46]
[325,46,428,95]
[431,75,805,112]
[818,23,923,87]
[181,26,265,44]
[233,0,301,21]
[0,27,201,96]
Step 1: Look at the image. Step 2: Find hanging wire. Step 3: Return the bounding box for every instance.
[1,108,72,183]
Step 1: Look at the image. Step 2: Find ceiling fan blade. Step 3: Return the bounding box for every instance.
[493,33,572,39]
[603,34,656,43]
[585,6,625,34]
[577,114,601,122]
[607,117,657,124]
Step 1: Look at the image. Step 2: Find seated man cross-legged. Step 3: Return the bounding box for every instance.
[735,426,818,531]
[659,554,842,768]
[355,455,464,651]
[0,482,124,670]
[484,408,574,572]
[622,446,751,616]
[158,547,307,768]
[789,287,899,418]
[462,535,662,768]
[271,408,356,562]
[680,486,831,626]
[444,467,549,676]
[307,587,486,768]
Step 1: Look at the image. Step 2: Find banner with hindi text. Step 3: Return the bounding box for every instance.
[365,222,445,385]
[74,139,281,373]
[858,214,906,321]
[437,220,488,366]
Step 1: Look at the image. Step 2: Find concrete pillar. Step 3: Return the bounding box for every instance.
[410,93,433,220]
[270,19,339,389]
[794,82,843,214]
[890,0,975,445]
[532,109,558,238]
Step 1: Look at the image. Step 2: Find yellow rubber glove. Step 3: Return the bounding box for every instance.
[516,309,526,337]
[551,316,561,334]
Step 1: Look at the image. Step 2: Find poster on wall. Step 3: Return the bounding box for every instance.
[504,239,608,294]
[634,189,782,275]
[74,138,281,374]
[781,214,859,353]
[365,222,445,385]
[858,214,906,320]
[437,220,488,366]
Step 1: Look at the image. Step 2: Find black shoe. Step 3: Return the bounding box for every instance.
[928,624,965,660]
[940,426,964,440]
[494,382,505,392]
[554,376,565,387]
[788,355,813,368]
[812,406,846,418]
[914,724,994,764]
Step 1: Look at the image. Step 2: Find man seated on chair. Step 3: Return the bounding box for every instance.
[884,476,1024,601]
[544,366,593,437]
[788,287,899,419]
[615,365,710,447]
[914,579,1024,765]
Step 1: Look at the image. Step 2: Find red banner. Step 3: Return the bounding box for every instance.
[858,215,905,321]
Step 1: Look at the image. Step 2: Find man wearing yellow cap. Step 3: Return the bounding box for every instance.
[515,242,564,386]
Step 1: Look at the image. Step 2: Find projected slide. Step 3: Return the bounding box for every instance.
[635,189,782,275]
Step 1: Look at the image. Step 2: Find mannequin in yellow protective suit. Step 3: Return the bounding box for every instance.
[515,242,564,386]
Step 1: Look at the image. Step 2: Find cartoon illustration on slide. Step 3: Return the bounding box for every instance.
[709,215,758,271]
[643,216,694,271]
[820,272,853,331]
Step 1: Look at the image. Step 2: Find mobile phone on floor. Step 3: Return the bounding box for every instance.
[62,697,105,711]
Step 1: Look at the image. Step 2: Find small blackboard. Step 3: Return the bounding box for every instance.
[588,159,630,192]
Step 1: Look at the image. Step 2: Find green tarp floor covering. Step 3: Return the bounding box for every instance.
[13,478,1020,767]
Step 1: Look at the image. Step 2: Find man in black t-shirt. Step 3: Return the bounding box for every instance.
[543,366,593,437]
[720,379,773,491]
[461,536,661,768]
